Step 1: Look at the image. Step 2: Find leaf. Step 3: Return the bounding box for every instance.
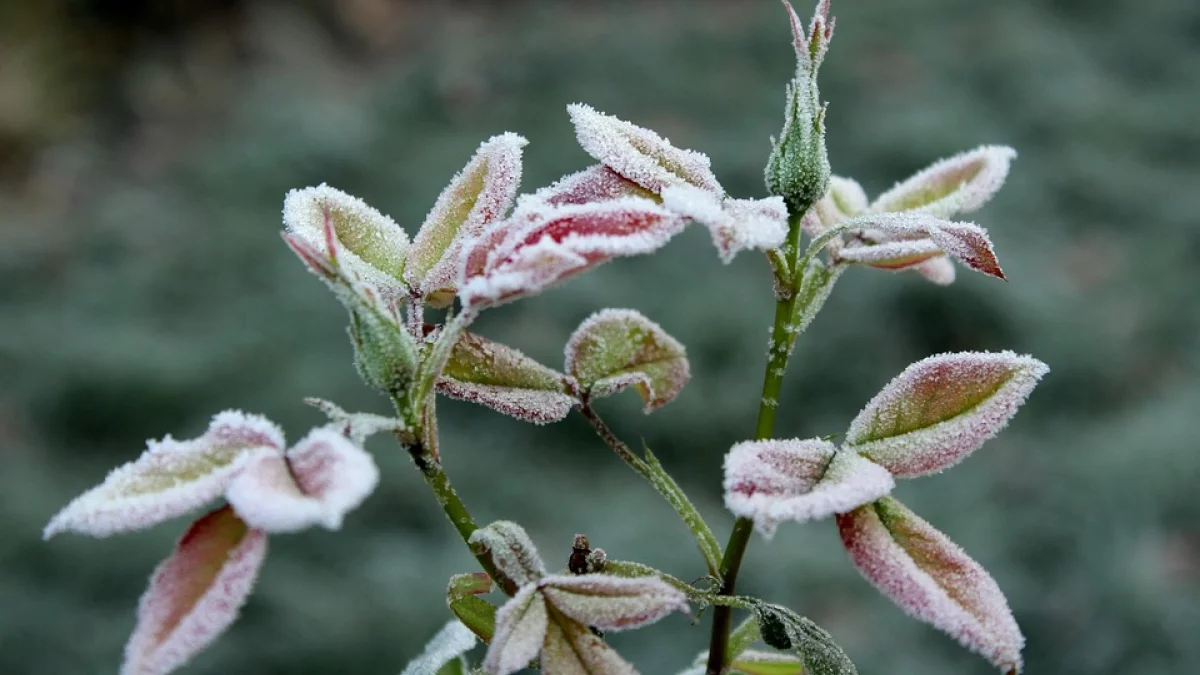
[844,351,1048,478]
[399,620,479,675]
[661,185,789,263]
[837,497,1023,673]
[405,133,527,304]
[302,397,408,445]
[438,331,578,425]
[540,609,637,675]
[448,573,498,643]
[567,103,723,196]
[530,164,655,207]
[121,506,268,675]
[638,447,723,576]
[730,650,805,675]
[790,257,844,339]
[468,521,547,586]
[726,614,762,663]
[565,308,690,412]
[723,439,894,537]
[870,146,1017,218]
[915,255,957,286]
[539,573,689,632]
[283,184,409,294]
[484,586,548,675]
[44,411,283,538]
[346,283,421,397]
[459,198,686,310]
[834,212,1005,279]
[225,427,379,533]
[752,603,858,675]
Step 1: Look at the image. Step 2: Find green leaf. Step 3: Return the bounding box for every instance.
[565,309,690,412]
[642,447,723,577]
[752,603,857,675]
[726,614,762,664]
[789,257,844,343]
[447,573,499,644]
[731,650,805,675]
[438,331,577,425]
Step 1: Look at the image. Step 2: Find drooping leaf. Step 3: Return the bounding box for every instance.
[871,146,1016,218]
[44,411,283,538]
[530,164,655,206]
[225,427,379,533]
[752,602,857,675]
[459,198,686,310]
[540,609,637,675]
[834,212,1005,280]
[539,573,689,632]
[121,506,268,675]
[468,521,547,587]
[837,497,1023,673]
[399,620,479,675]
[567,103,723,196]
[438,331,578,425]
[565,308,691,412]
[723,439,894,537]
[844,351,1048,478]
[484,586,548,675]
[730,650,805,675]
[661,185,788,263]
[405,133,527,304]
[448,573,498,643]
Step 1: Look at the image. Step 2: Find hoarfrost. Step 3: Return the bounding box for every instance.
[303,397,408,445]
[539,574,689,632]
[871,146,1016,218]
[399,620,478,675]
[531,164,654,206]
[564,308,690,412]
[438,330,578,424]
[539,612,638,675]
[661,185,788,263]
[836,211,1005,280]
[468,521,547,586]
[484,586,548,675]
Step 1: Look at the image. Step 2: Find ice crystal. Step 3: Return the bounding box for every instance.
[871,146,1017,218]
[567,103,724,197]
[564,308,690,412]
[405,133,527,305]
[530,164,654,207]
[121,506,268,675]
[845,351,1048,478]
[468,521,547,586]
[837,497,1023,673]
[538,574,689,632]
[438,331,578,425]
[302,397,408,445]
[836,211,1006,279]
[44,411,283,539]
[539,613,638,675]
[399,620,478,675]
[485,585,548,675]
[723,439,894,537]
[661,185,788,263]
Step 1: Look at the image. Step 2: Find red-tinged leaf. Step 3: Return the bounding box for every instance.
[871,146,1016,218]
[845,351,1048,478]
[565,308,690,412]
[459,198,685,309]
[723,439,894,537]
[225,427,379,533]
[540,610,638,675]
[484,585,548,675]
[44,411,283,539]
[837,497,1023,673]
[835,212,1005,280]
[662,185,788,263]
[531,164,655,206]
[834,238,943,269]
[567,103,724,196]
[438,331,578,425]
[468,521,547,586]
[122,506,267,675]
[448,572,498,644]
[539,574,689,632]
[405,133,527,304]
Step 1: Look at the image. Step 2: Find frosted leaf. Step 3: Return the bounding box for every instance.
[121,506,267,675]
[871,146,1017,218]
[399,620,478,675]
[469,521,547,586]
[438,331,578,425]
[915,255,956,286]
[531,164,655,206]
[835,238,943,269]
[539,574,689,632]
[484,586,547,675]
[751,602,857,675]
[845,351,1048,478]
[567,103,723,196]
[837,212,1005,280]
[785,0,835,70]
[791,257,844,338]
[540,613,638,675]
[661,185,788,263]
[44,411,283,539]
[730,650,805,675]
[283,184,409,296]
[448,573,498,644]
[459,198,685,309]
[837,497,1023,673]
[226,427,379,533]
[302,397,408,445]
[723,439,894,538]
[406,133,527,304]
[565,309,690,413]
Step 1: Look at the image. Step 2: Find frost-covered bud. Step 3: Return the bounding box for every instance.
[765,0,835,214]
[586,548,608,573]
[346,284,420,397]
[565,309,690,413]
[838,497,1024,673]
[469,521,547,587]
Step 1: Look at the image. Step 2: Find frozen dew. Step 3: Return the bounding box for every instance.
[438,330,578,424]
[845,351,1048,478]
[302,397,408,445]
[121,506,268,675]
[530,164,655,206]
[399,620,478,675]
[539,574,690,632]
[837,497,1024,673]
[835,238,944,269]
[540,612,638,675]
[438,380,577,425]
[837,211,1005,280]
[871,146,1017,218]
[484,585,548,675]
[661,185,788,263]
[564,308,691,412]
[469,520,547,586]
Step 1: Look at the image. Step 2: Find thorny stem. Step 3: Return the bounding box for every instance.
[705,211,809,675]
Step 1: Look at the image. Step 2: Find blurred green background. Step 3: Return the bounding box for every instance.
[3,0,1197,673]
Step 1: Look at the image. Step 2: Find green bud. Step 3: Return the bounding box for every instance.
[347,288,419,398]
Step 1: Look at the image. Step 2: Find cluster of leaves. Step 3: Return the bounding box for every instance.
[42,1,1049,674]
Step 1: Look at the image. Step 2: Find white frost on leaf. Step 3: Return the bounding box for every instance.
[121,506,268,675]
[468,521,547,586]
[226,427,379,533]
[438,331,578,425]
[539,613,638,675]
[405,133,527,304]
[564,308,690,413]
[837,497,1024,673]
[836,211,1006,280]
[44,411,283,539]
[302,397,408,445]
[459,197,685,310]
[399,620,478,675]
[539,574,690,632]
[871,146,1017,218]
[567,103,724,196]
[661,185,788,263]
[530,164,653,206]
[845,351,1048,478]
[484,585,548,675]
[723,438,894,538]
[283,184,409,297]
[915,255,957,286]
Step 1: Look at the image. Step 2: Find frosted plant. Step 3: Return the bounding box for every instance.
[43,2,1049,674]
